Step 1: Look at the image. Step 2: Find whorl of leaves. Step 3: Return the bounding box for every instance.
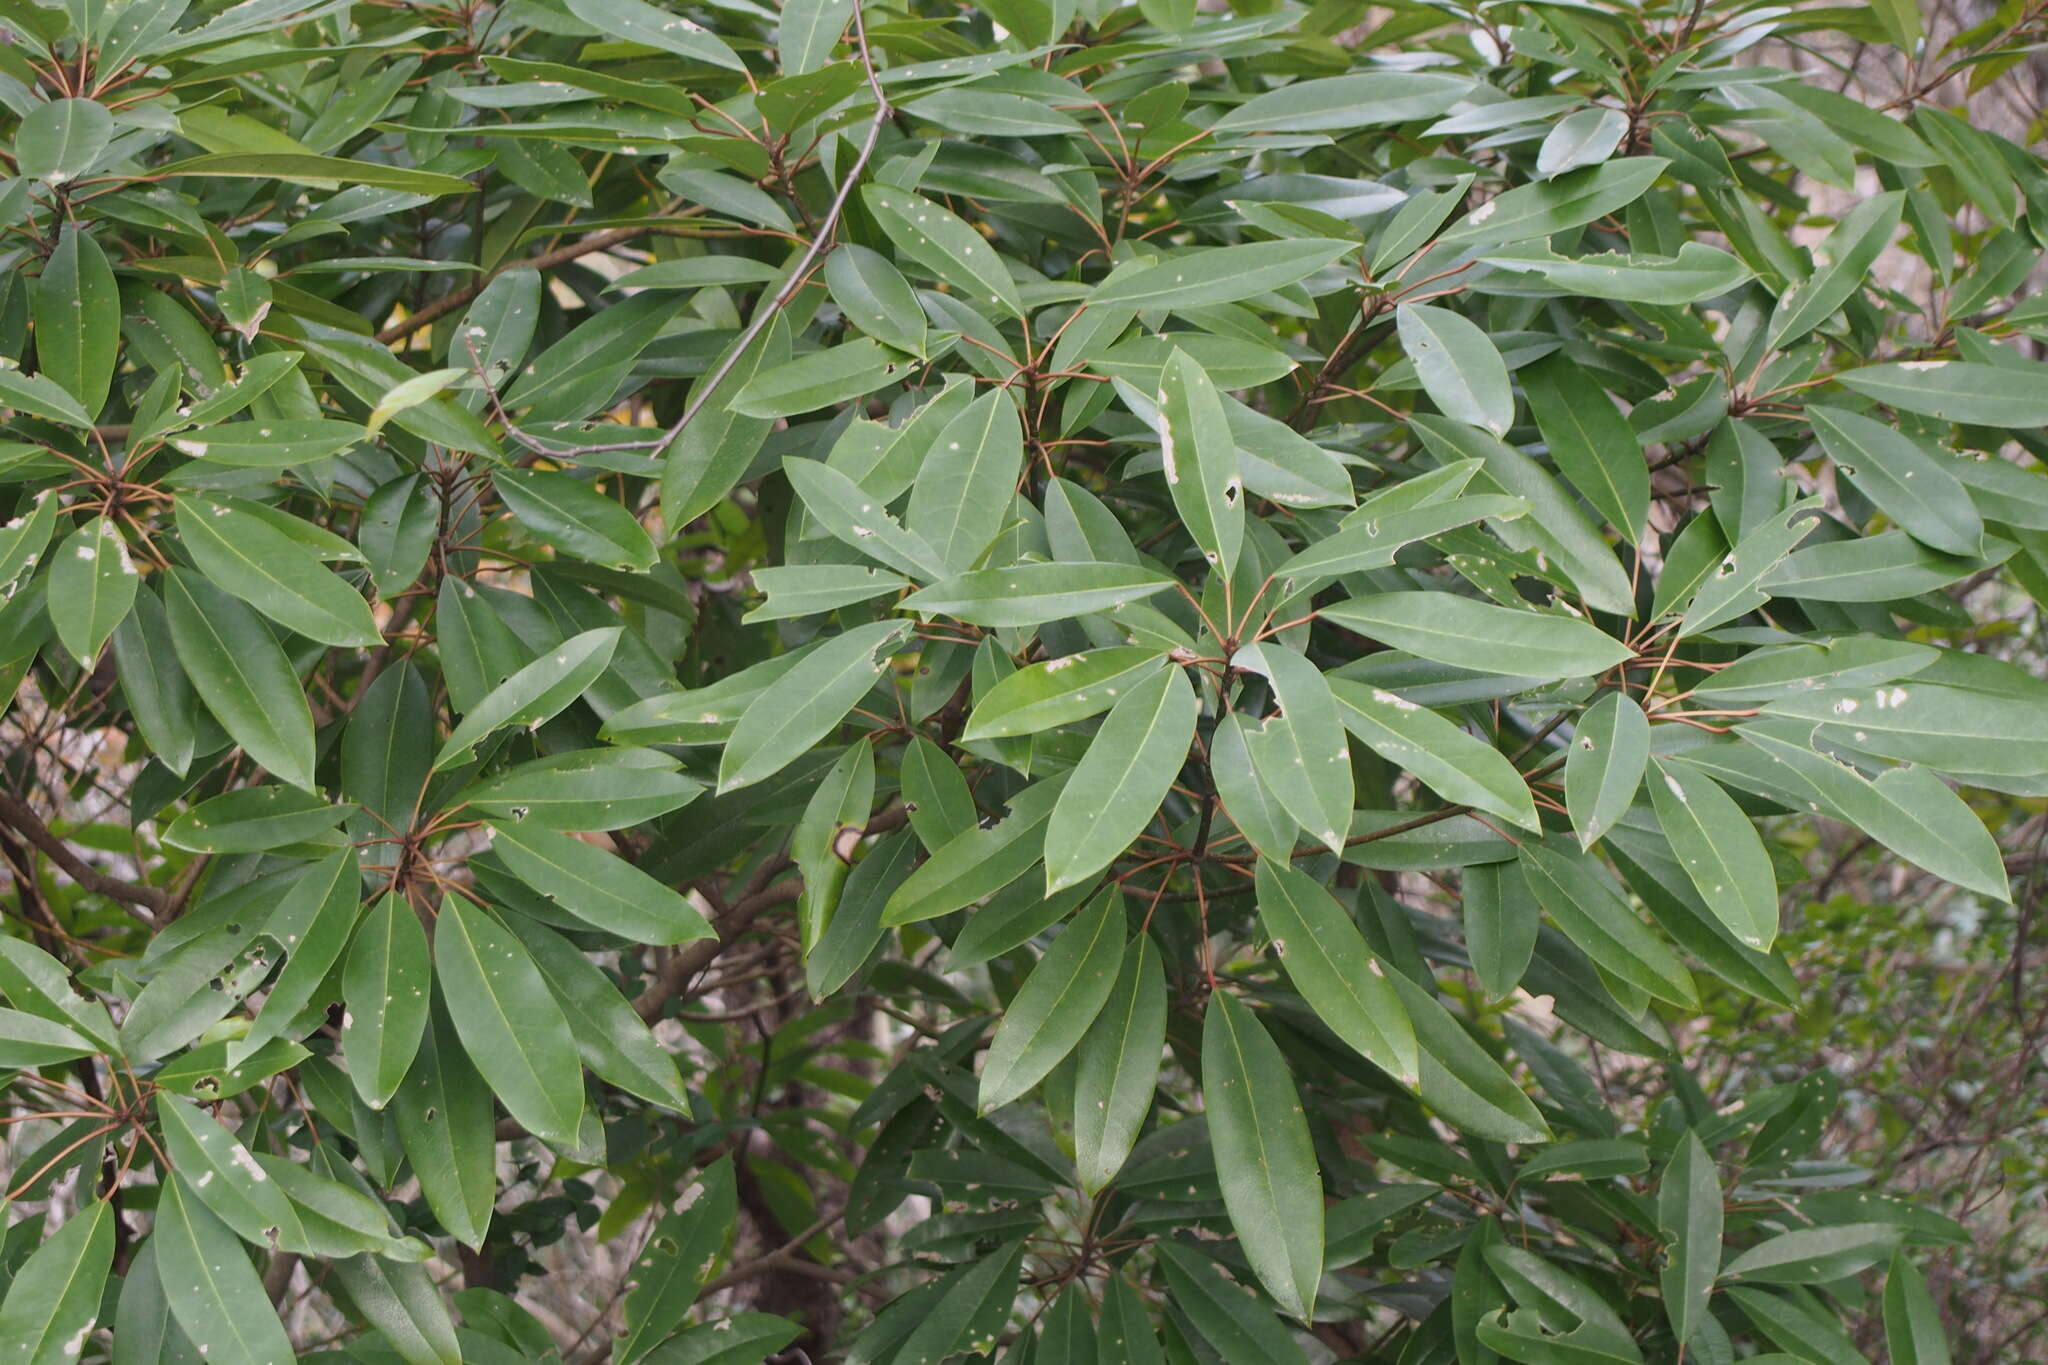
[0,0,2039,1359]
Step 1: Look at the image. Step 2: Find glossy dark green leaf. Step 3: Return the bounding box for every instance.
[718,620,911,791]
[1324,593,1634,679]
[978,888,1126,1112]
[163,566,317,791]
[47,515,137,665]
[34,224,120,418]
[1658,1131,1722,1348]
[434,625,621,770]
[1564,691,1649,849]
[433,895,585,1144]
[0,1199,111,1364]
[1256,858,1417,1083]
[1043,664,1196,893]
[342,892,432,1109]
[153,1177,296,1365]
[174,493,382,646]
[1203,989,1323,1321]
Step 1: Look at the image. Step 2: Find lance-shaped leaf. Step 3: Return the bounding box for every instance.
[1565,691,1650,849]
[1272,494,1527,584]
[433,626,622,770]
[562,0,744,67]
[460,748,700,831]
[825,244,925,355]
[883,774,1067,926]
[1398,302,1512,436]
[392,1001,496,1248]
[0,938,119,1054]
[904,389,1024,575]
[1524,354,1649,544]
[1203,990,1324,1322]
[730,337,908,418]
[793,742,875,952]
[1325,593,1634,679]
[1764,679,2048,777]
[433,896,584,1146]
[164,785,352,853]
[1736,724,2008,901]
[156,1093,310,1253]
[1837,357,2048,428]
[1156,1243,1312,1365]
[617,1159,738,1362]
[1765,192,1904,349]
[164,567,316,791]
[977,888,1126,1112]
[1255,859,1417,1083]
[963,647,1168,740]
[327,1255,461,1365]
[1090,238,1354,311]
[1212,71,1471,133]
[1235,644,1352,852]
[34,225,120,419]
[495,469,657,571]
[1520,842,1698,1007]
[502,915,688,1109]
[719,620,911,791]
[861,184,1023,318]
[1885,1254,1951,1365]
[231,849,362,1065]
[1677,497,1826,636]
[154,1178,296,1365]
[1724,1223,1904,1285]
[1385,970,1550,1142]
[1072,932,1166,1195]
[1479,241,1751,304]
[48,516,137,665]
[16,98,113,183]
[1157,348,1244,575]
[783,457,948,581]
[173,494,382,646]
[1658,1131,1722,1349]
[0,1199,112,1364]
[1436,157,1669,248]
[490,821,713,943]
[1809,404,1982,556]
[902,562,1176,628]
[1331,678,1538,831]
[342,892,432,1109]
[0,492,60,594]
[1650,758,1780,952]
[1043,664,1196,893]
[1465,860,1539,999]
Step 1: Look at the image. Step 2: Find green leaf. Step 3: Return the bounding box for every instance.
[1255,859,1417,1083]
[1523,354,1649,544]
[902,561,1176,628]
[1213,71,1471,134]
[327,1255,462,1365]
[1765,193,1904,349]
[904,388,1025,575]
[0,492,60,594]
[1072,933,1166,1196]
[1564,691,1649,849]
[1649,758,1780,952]
[342,892,432,1110]
[1386,971,1551,1142]
[1271,494,1528,582]
[1155,1243,1311,1365]
[1837,359,2048,428]
[1202,990,1324,1322]
[392,1001,496,1248]
[34,225,120,418]
[501,914,687,1109]
[153,1177,297,1365]
[1234,644,1354,850]
[1436,158,1669,248]
[15,98,113,183]
[162,152,480,194]
[1323,593,1634,679]
[163,566,317,791]
[729,337,908,418]
[1538,106,1628,176]
[0,1200,111,1365]
[47,516,137,665]
[163,784,352,852]
[433,895,585,1146]
[230,848,362,1065]
[1764,681,2048,778]
[617,1159,737,1362]
[462,748,699,830]
[1658,1131,1723,1349]
[1465,860,1539,999]
[495,469,657,571]
[489,821,715,943]
[718,620,911,791]
[0,937,119,1053]
[1724,1223,1904,1285]
[1089,239,1354,311]
[156,1092,310,1252]
[861,184,1023,318]
[1398,302,1511,436]
[1480,241,1751,304]
[433,625,622,770]
[1330,677,1538,832]
[783,456,948,581]
[779,0,848,73]
[0,368,92,426]
[1736,725,2009,901]
[978,888,1126,1112]
[825,244,927,356]
[174,494,382,646]
[1156,347,1244,574]
[1809,405,1983,556]
[1520,842,1698,1007]
[963,647,1168,740]
[564,0,746,68]
[1043,663,1196,892]
[1884,1254,1951,1365]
